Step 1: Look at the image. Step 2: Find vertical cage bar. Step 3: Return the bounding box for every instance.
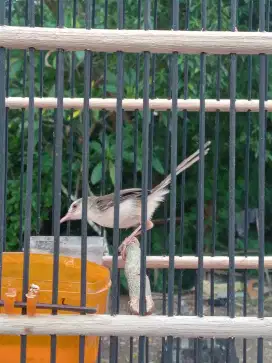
[50,1,64,362]
[147,0,158,257]
[196,0,206,360]
[109,0,124,360]
[257,0,266,361]
[210,0,221,361]
[101,0,108,199]
[66,0,77,236]
[21,0,35,362]
[166,0,179,361]
[19,49,27,249]
[130,1,141,359]
[161,63,171,363]
[227,0,237,360]
[19,0,28,249]
[130,0,141,360]
[3,0,12,252]
[79,0,92,360]
[138,0,151,360]
[0,0,6,300]
[176,1,190,361]
[242,1,253,362]
[98,0,108,358]
[36,0,44,235]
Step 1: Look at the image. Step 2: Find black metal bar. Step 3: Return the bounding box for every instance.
[210,0,221,361]
[21,1,35,362]
[101,0,108,198]
[227,0,237,360]
[258,0,266,361]
[147,0,158,257]
[0,0,6,303]
[138,33,151,363]
[161,55,171,363]
[109,0,124,360]
[66,0,77,237]
[242,2,253,362]
[98,1,108,360]
[130,0,141,361]
[3,0,12,253]
[0,300,97,313]
[196,0,206,361]
[166,0,179,361]
[176,2,190,361]
[79,1,92,361]
[36,0,44,235]
[19,1,28,250]
[50,1,64,362]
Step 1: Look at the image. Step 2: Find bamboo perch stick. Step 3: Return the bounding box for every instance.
[5,97,272,112]
[1,315,272,338]
[124,238,154,315]
[0,27,272,54]
[102,255,272,269]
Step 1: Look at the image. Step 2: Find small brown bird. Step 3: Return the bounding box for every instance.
[60,141,211,259]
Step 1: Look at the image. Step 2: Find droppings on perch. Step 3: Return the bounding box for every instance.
[123,238,154,315]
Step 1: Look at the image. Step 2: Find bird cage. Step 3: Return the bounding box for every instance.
[0,0,271,362]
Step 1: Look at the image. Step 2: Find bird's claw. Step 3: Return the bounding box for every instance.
[118,237,136,261]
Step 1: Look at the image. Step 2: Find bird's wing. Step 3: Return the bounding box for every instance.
[96,188,151,212]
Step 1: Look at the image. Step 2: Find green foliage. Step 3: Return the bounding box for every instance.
[4,0,272,291]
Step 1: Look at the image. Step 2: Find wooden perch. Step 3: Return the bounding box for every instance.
[5,97,272,112]
[124,238,154,315]
[1,315,272,338]
[1,27,272,54]
[103,255,272,269]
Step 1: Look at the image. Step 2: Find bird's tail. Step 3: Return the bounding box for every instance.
[151,140,211,195]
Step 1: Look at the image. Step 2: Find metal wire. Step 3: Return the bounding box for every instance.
[66,0,77,237]
[176,2,190,361]
[257,0,266,361]
[138,1,151,360]
[109,0,124,360]
[242,1,253,362]
[227,0,237,360]
[21,0,35,361]
[165,0,179,361]
[4,0,12,253]
[36,0,44,236]
[50,1,65,362]
[0,0,6,303]
[161,57,171,363]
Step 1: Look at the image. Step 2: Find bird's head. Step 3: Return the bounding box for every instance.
[60,198,83,224]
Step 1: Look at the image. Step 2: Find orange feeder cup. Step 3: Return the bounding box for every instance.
[0,252,111,363]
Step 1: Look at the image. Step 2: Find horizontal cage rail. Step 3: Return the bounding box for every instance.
[5,97,272,112]
[0,27,271,54]
[1,315,272,338]
[102,255,272,269]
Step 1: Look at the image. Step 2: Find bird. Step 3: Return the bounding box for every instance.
[60,141,211,259]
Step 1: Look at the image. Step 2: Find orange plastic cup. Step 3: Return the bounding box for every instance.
[0,252,111,363]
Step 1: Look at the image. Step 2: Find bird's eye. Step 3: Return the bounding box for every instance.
[72,204,77,210]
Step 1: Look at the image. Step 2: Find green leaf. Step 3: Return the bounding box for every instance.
[109,161,115,185]
[152,157,164,174]
[91,162,102,185]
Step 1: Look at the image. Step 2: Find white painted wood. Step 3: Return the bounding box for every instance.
[0,27,272,54]
[6,97,272,112]
[29,236,106,265]
[102,255,272,269]
[0,315,272,338]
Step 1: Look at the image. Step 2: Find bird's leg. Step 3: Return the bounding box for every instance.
[118,221,154,260]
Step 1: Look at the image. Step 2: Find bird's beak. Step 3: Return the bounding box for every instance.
[60,213,70,224]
